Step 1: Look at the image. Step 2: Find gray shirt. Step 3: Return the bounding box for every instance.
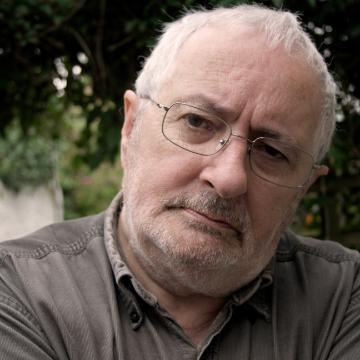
[0,192,360,359]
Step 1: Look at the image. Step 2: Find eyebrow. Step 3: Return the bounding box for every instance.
[251,127,282,140]
[250,126,299,147]
[170,94,299,146]
[174,94,241,122]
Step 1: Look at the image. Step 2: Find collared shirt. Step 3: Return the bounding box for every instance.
[0,192,360,359]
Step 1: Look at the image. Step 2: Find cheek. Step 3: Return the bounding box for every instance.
[126,130,203,196]
[246,183,299,238]
[149,155,202,194]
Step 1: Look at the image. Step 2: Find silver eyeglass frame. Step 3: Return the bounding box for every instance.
[140,95,321,189]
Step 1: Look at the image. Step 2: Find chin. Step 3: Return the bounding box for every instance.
[134,235,264,297]
[155,261,261,298]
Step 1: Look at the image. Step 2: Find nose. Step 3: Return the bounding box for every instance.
[199,140,249,199]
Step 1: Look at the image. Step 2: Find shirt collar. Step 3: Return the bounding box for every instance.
[103,191,131,282]
[230,259,274,322]
[104,192,158,305]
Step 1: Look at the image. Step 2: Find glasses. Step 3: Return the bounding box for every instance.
[142,96,320,188]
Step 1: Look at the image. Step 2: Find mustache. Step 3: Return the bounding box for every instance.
[162,191,248,232]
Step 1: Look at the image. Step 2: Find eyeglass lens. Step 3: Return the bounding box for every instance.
[161,102,314,188]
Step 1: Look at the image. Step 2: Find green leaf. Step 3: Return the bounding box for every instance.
[272,0,283,7]
[307,0,317,8]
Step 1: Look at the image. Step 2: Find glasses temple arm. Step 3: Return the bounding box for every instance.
[140,95,169,111]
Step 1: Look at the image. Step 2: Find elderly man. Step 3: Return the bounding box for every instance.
[1,4,359,360]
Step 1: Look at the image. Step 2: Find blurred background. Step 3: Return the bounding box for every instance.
[0,0,359,245]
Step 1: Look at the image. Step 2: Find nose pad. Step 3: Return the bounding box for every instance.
[216,138,229,152]
[216,134,251,153]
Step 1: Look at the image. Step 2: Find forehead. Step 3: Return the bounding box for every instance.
[158,25,323,149]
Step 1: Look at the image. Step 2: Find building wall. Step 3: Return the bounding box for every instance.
[0,181,63,241]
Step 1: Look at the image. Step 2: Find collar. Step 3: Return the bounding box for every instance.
[103,192,146,329]
[104,192,131,281]
[230,258,274,322]
[104,192,157,303]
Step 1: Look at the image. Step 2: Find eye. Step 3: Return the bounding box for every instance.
[263,144,285,159]
[255,141,288,162]
[184,114,213,131]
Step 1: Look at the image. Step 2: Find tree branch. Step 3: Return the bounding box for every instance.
[95,0,107,94]
[65,26,95,70]
[40,0,89,37]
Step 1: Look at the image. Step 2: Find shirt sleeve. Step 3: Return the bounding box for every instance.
[327,266,360,359]
[0,294,57,360]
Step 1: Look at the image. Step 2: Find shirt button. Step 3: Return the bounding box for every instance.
[130,311,140,323]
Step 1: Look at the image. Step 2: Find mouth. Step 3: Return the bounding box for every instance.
[163,193,244,237]
[182,208,237,232]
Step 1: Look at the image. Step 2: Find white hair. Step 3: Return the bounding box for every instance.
[135,4,337,161]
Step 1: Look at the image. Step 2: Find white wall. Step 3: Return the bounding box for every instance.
[0,181,63,241]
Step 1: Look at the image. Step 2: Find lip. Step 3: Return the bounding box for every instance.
[183,208,236,231]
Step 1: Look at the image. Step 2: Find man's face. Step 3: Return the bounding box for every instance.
[119,26,327,297]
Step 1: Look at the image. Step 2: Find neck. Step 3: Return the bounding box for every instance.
[160,291,225,345]
[118,215,226,345]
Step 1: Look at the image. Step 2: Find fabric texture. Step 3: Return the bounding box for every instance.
[0,192,359,360]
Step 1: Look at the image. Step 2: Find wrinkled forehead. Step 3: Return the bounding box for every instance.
[157,25,263,92]
[156,25,323,152]
[158,25,321,105]
[158,24,319,96]
[180,24,267,62]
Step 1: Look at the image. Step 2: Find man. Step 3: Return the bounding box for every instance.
[0,4,359,359]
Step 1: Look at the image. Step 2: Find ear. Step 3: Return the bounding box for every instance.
[303,165,329,194]
[121,90,139,167]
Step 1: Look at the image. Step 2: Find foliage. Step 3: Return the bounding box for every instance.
[0,122,56,192]
[1,0,359,163]
[60,160,120,220]
[57,107,121,219]
[0,0,359,240]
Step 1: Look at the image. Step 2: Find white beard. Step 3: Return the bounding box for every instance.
[121,183,291,297]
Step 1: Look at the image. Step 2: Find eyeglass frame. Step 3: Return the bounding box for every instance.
[140,95,321,189]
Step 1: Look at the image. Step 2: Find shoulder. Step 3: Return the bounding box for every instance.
[0,213,111,322]
[275,229,360,308]
[0,213,108,311]
[277,229,360,264]
[0,213,118,359]
[0,213,105,261]
[273,232,360,357]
